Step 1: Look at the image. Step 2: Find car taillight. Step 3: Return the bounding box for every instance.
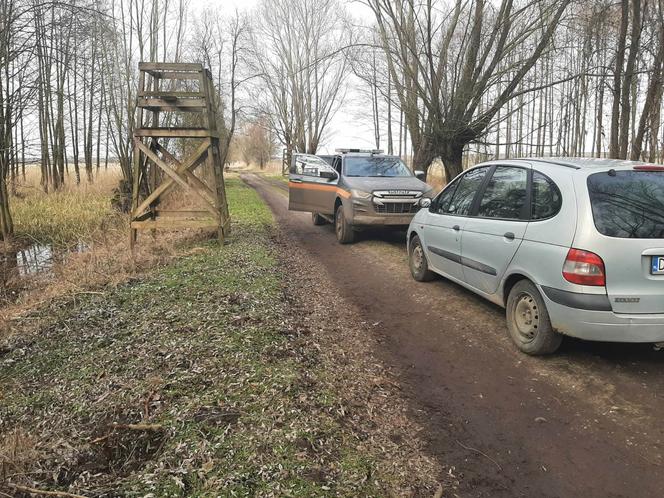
[563,248,606,286]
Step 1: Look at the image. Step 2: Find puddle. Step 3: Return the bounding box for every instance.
[1,242,89,283]
[10,244,54,276]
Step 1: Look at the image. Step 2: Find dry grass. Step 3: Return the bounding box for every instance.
[10,166,125,248]
[0,169,242,338]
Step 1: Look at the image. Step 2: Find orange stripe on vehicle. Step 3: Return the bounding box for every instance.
[288,181,351,199]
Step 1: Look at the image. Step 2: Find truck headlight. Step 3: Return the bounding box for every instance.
[351,189,372,199]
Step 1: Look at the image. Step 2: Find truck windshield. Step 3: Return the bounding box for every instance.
[344,157,412,177]
[587,170,664,238]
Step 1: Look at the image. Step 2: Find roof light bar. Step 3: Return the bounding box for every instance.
[335,148,384,154]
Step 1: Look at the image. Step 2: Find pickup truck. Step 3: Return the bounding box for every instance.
[288,149,433,243]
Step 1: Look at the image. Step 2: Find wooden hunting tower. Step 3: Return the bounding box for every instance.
[129,62,230,248]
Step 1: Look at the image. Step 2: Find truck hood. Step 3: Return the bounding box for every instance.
[343,176,430,193]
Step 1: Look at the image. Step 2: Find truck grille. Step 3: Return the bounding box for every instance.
[374,203,419,214]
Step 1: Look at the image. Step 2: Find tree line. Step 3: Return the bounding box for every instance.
[1,0,663,241]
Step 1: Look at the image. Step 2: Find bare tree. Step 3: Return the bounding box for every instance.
[0,0,29,238]
[238,118,277,168]
[249,0,350,156]
[631,0,664,159]
[368,0,571,180]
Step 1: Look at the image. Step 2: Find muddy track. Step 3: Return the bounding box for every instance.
[242,173,664,498]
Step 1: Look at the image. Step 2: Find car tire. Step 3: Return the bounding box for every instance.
[312,213,326,225]
[506,280,562,355]
[335,205,355,244]
[408,235,435,282]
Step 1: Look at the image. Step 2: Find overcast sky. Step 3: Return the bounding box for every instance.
[200,0,380,154]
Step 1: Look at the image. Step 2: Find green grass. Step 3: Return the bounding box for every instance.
[225,177,274,229]
[0,179,384,497]
[259,171,289,184]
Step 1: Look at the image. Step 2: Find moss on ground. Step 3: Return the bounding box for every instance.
[0,179,385,496]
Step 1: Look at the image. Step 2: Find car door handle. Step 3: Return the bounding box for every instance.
[453,225,460,231]
[290,178,303,183]
[504,232,515,240]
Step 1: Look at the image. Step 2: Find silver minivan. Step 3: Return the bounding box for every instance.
[407,158,664,354]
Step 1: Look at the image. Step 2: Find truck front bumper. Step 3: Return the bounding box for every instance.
[351,214,415,226]
[350,197,418,226]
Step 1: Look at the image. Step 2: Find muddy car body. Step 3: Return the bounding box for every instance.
[288,149,433,243]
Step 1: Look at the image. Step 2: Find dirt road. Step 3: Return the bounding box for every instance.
[243,173,664,497]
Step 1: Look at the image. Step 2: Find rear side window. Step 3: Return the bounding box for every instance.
[587,170,664,238]
[531,171,562,220]
[447,166,489,215]
[477,166,528,220]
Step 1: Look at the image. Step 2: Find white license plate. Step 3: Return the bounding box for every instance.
[651,256,664,275]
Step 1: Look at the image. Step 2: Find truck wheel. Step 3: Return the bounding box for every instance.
[312,213,326,225]
[408,235,435,282]
[506,280,562,355]
[335,205,355,244]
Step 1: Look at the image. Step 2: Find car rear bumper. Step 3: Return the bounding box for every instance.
[541,287,664,342]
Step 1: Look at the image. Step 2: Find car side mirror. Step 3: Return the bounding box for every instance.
[419,197,431,208]
[319,170,337,181]
[414,170,426,181]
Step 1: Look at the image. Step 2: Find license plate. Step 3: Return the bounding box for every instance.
[651,256,664,275]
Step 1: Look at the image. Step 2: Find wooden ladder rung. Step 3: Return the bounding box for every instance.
[138,98,207,112]
[138,91,204,98]
[139,62,203,72]
[154,210,213,218]
[145,71,202,80]
[134,128,219,138]
[131,218,220,230]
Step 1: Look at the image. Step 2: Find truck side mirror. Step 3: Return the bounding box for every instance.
[319,170,337,181]
[414,170,426,181]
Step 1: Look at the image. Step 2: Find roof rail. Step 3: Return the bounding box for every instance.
[335,148,383,154]
[527,158,581,170]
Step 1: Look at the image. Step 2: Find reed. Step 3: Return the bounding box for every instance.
[10,166,125,247]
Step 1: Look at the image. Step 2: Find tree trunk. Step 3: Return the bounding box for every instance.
[0,175,12,240]
[387,71,393,155]
[619,0,642,158]
[610,0,629,158]
[439,141,464,181]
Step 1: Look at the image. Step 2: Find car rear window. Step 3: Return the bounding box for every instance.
[587,170,664,238]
